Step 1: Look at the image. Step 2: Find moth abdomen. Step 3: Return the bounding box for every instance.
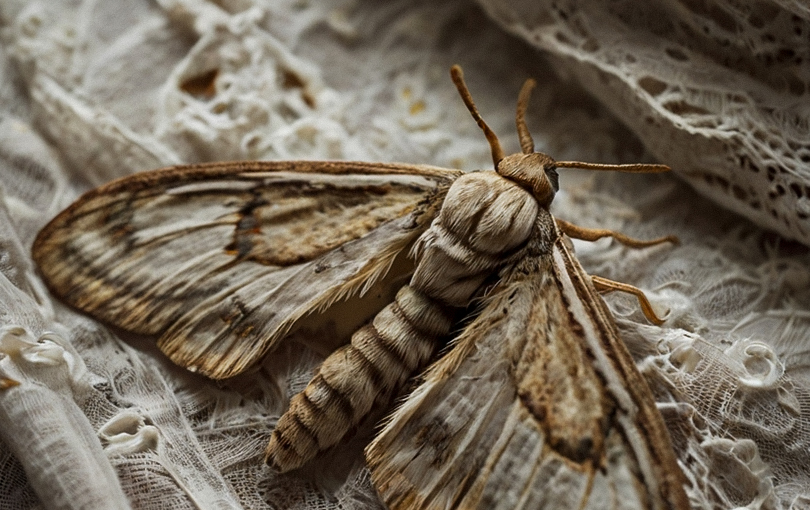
[266,286,453,472]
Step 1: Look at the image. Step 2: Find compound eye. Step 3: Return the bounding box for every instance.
[545,166,559,193]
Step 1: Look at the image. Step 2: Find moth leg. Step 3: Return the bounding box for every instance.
[591,275,666,325]
[556,218,678,249]
[1,377,20,390]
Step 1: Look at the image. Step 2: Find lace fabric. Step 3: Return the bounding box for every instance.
[1,0,809,508]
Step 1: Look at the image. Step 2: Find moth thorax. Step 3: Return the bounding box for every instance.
[437,171,538,255]
[496,153,557,208]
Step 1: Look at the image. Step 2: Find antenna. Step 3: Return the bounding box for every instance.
[450,65,504,167]
[516,78,536,154]
[450,65,671,175]
[555,161,671,173]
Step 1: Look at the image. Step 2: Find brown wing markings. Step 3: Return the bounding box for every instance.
[114,256,241,333]
[108,180,427,266]
[155,182,453,379]
[241,182,428,267]
[39,186,419,293]
[37,164,456,285]
[368,221,688,510]
[34,161,460,265]
[551,239,689,510]
[34,161,460,379]
[467,402,571,508]
[369,270,622,509]
[34,190,247,324]
[366,276,526,509]
[156,216,427,379]
[37,237,213,332]
[518,257,613,468]
[51,227,246,333]
[32,161,459,297]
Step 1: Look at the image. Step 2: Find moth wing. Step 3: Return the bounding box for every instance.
[367,239,687,510]
[34,160,460,379]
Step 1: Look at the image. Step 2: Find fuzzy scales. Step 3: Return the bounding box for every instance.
[1,0,810,509]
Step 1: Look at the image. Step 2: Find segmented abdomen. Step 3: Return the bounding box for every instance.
[265,285,453,471]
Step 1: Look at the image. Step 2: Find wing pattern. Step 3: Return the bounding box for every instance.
[367,223,688,510]
[33,161,460,378]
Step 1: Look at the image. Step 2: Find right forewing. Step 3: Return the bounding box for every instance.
[367,237,688,510]
[33,160,460,379]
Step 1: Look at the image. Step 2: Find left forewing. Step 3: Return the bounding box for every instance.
[33,160,460,379]
[367,235,688,510]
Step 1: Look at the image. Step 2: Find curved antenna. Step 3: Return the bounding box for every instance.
[450,65,504,167]
[516,78,537,154]
[556,161,671,173]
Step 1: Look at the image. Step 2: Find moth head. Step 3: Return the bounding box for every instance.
[449,65,671,207]
[495,152,558,208]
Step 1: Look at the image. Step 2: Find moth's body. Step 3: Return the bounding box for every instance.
[32,66,689,509]
[266,169,540,470]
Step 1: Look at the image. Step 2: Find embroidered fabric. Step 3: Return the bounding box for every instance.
[1,0,808,508]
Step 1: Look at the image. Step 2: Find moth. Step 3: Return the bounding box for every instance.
[33,65,689,508]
